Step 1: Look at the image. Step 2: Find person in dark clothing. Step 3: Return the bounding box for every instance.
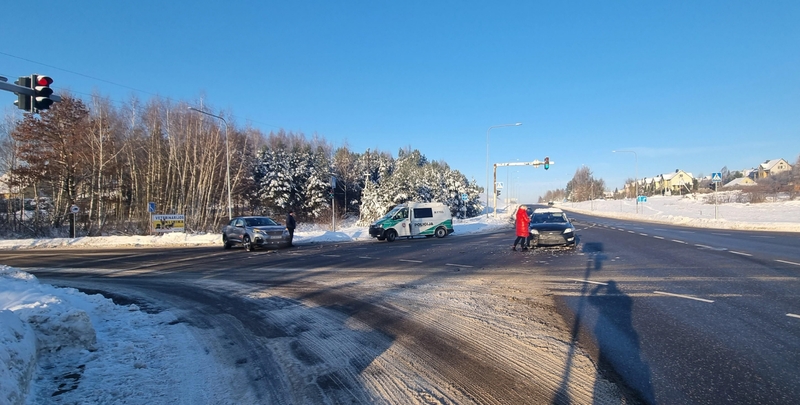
[286,210,296,247]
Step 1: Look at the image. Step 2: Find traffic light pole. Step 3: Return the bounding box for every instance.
[492,159,554,217]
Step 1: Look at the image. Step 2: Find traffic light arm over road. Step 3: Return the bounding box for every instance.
[491,158,555,217]
[0,74,62,113]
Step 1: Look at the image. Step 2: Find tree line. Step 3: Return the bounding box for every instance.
[0,94,483,238]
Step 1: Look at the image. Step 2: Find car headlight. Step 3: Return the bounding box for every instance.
[530,229,539,235]
[253,228,263,234]
[562,227,574,235]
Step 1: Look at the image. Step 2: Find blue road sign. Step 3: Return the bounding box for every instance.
[148,202,156,213]
[461,193,468,201]
[637,195,647,203]
[711,172,722,182]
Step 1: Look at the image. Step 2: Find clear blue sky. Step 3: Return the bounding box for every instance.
[3,1,799,201]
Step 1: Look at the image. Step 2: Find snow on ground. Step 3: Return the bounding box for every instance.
[2,194,798,404]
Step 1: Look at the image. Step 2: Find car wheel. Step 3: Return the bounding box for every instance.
[434,227,447,238]
[243,235,255,251]
[385,229,397,242]
[223,236,232,249]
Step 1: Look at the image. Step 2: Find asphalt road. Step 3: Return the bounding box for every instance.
[553,212,800,404]
[2,214,800,404]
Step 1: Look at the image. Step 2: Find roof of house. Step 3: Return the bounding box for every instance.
[723,177,757,188]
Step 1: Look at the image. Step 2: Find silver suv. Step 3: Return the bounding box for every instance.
[222,216,290,251]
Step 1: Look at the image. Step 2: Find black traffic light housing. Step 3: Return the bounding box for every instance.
[32,75,54,111]
[13,76,32,111]
[544,156,550,170]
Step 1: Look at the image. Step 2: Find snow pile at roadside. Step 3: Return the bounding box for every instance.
[0,266,225,405]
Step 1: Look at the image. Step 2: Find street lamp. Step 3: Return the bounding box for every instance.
[612,150,638,213]
[189,107,233,220]
[486,123,522,217]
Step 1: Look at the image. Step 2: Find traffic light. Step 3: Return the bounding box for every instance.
[544,156,550,170]
[496,189,501,197]
[32,75,54,111]
[13,76,31,111]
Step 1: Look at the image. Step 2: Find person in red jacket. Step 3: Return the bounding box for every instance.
[512,205,531,251]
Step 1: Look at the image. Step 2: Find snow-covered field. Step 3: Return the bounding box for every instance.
[2,194,798,404]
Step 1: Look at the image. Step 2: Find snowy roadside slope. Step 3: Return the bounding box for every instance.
[0,266,243,405]
[559,194,800,232]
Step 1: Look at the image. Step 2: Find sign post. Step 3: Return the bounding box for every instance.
[711,172,722,219]
[69,205,79,238]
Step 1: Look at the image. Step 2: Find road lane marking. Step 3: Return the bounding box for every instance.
[653,236,665,240]
[628,230,636,234]
[322,254,341,257]
[639,233,649,236]
[788,314,800,319]
[653,291,714,303]
[566,278,608,285]
[679,230,695,234]
[671,239,687,244]
[729,251,752,257]
[776,260,800,267]
[446,263,474,268]
[695,244,714,249]
[358,256,373,259]
[711,232,731,236]
[751,235,776,239]
[399,259,422,263]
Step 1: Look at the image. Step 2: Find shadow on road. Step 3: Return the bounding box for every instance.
[553,242,655,405]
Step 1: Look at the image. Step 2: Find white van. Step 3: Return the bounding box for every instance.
[368,202,454,242]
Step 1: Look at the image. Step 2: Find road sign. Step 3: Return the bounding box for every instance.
[711,172,722,183]
[637,196,647,203]
[461,193,468,201]
[148,202,156,213]
[70,205,79,213]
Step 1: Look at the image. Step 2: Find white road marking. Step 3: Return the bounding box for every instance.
[566,278,608,286]
[322,254,341,257]
[653,291,714,303]
[628,230,636,234]
[399,259,422,263]
[639,233,649,236]
[730,251,752,257]
[776,260,800,267]
[711,232,731,236]
[678,230,695,234]
[653,236,665,240]
[751,235,776,239]
[787,314,800,319]
[358,256,373,259]
[446,263,474,268]
[671,239,687,244]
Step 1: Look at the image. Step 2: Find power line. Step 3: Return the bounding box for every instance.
[0,51,283,130]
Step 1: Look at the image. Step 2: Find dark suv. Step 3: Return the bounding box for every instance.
[222,216,290,251]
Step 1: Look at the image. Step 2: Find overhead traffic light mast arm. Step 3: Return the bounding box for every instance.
[491,158,555,217]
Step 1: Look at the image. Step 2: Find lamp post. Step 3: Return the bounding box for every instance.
[189,107,232,220]
[486,123,522,217]
[613,150,638,213]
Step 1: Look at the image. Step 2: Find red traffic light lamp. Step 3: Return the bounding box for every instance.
[32,75,54,111]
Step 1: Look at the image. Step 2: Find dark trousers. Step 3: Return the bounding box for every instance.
[513,236,528,248]
[288,228,294,246]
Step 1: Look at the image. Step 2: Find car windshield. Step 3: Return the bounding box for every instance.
[380,207,403,220]
[532,213,568,224]
[245,217,277,227]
